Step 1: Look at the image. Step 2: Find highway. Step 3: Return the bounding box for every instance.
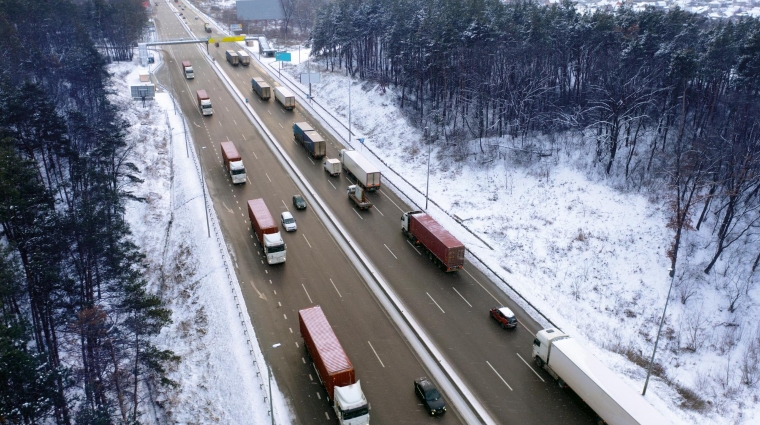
[152,1,596,424]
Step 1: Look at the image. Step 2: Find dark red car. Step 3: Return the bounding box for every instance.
[490,307,518,329]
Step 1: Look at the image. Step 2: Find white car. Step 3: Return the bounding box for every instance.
[281,211,297,232]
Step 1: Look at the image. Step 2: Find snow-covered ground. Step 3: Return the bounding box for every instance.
[111,1,760,423]
[108,57,291,424]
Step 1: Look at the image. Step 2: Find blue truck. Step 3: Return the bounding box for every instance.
[293,122,326,159]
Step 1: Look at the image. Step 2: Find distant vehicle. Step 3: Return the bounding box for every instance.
[293,122,325,159]
[292,195,306,210]
[247,199,286,264]
[280,211,297,232]
[401,211,465,272]
[180,60,194,79]
[339,149,381,191]
[323,158,340,176]
[347,185,372,210]
[490,307,517,329]
[225,50,239,66]
[414,377,446,416]
[204,23,212,33]
[251,77,271,100]
[533,329,670,425]
[238,51,251,66]
[274,86,295,110]
[220,142,246,184]
[194,16,198,20]
[196,89,213,116]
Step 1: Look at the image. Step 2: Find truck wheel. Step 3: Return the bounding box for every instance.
[535,356,544,368]
[402,228,407,236]
[557,378,566,388]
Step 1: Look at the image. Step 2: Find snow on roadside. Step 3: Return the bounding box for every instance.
[108,56,290,424]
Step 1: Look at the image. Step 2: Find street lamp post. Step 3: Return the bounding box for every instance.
[642,268,676,396]
[424,127,432,210]
[266,343,281,424]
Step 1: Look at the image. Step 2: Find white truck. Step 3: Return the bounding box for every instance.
[339,149,381,191]
[180,60,194,79]
[238,50,251,66]
[323,158,341,176]
[274,86,295,110]
[533,329,669,425]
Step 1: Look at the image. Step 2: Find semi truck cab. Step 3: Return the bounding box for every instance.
[263,233,286,264]
[334,381,370,425]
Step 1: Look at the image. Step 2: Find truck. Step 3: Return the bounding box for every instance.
[338,149,381,191]
[347,185,372,210]
[299,306,370,425]
[180,60,194,79]
[293,122,326,159]
[251,77,271,100]
[401,211,465,272]
[204,22,211,33]
[220,142,246,184]
[274,86,295,110]
[238,51,251,66]
[247,199,286,264]
[532,329,669,425]
[225,50,239,66]
[196,89,213,116]
[323,158,341,176]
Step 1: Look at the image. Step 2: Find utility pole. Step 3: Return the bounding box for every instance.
[643,268,676,395]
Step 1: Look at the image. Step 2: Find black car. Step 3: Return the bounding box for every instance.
[414,377,446,416]
[292,194,307,210]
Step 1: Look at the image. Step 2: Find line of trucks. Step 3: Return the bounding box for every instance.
[182,49,669,425]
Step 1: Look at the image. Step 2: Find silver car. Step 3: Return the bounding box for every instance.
[281,211,297,232]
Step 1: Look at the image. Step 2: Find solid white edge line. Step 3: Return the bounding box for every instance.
[486,361,513,391]
[452,287,473,308]
[516,353,545,382]
[368,341,385,368]
[426,292,445,314]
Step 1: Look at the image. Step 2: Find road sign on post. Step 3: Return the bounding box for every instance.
[275,51,291,62]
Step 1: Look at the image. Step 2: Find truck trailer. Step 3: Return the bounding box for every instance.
[180,60,194,79]
[401,211,464,272]
[274,87,296,110]
[196,90,213,116]
[293,122,326,158]
[247,199,286,264]
[323,158,341,176]
[299,306,370,425]
[251,77,271,100]
[220,142,246,184]
[238,51,251,66]
[225,50,239,66]
[338,149,381,191]
[533,329,669,425]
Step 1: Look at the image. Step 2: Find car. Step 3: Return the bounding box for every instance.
[414,377,446,416]
[292,194,307,210]
[490,306,518,329]
[281,211,297,232]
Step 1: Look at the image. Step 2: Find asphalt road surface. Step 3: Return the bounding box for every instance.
[152,1,597,424]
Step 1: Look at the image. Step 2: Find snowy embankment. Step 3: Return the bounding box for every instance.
[263,48,760,424]
[108,58,290,424]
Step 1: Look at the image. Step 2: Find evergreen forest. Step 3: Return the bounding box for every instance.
[0,1,176,424]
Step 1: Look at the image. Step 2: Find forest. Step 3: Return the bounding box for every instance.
[0,1,175,424]
[311,0,760,283]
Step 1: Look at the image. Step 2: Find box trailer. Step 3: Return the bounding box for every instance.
[274,87,295,110]
[251,77,271,100]
[401,211,464,272]
[225,50,239,66]
[238,51,251,66]
[323,158,341,176]
[299,306,370,425]
[220,142,246,184]
[533,329,670,425]
[339,149,381,191]
[247,199,286,264]
[293,122,326,158]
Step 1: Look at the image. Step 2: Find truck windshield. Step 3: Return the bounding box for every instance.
[202,104,212,110]
[232,169,245,175]
[341,405,369,420]
[267,244,285,253]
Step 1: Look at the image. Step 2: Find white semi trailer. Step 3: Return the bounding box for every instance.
[339,149,381,191]
[533,329,669,425]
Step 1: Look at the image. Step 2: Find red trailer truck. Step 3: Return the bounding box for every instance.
[220,142,246,184]
[401,211,465,272]
[299,306,370,425]
[247,199,286,264]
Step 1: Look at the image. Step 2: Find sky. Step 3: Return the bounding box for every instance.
[110,0,760,423]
